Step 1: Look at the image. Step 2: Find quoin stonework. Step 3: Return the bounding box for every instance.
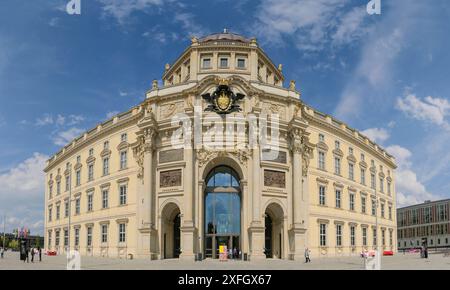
[44,31,397,260]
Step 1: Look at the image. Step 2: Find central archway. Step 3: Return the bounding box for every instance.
[204,166,241,259]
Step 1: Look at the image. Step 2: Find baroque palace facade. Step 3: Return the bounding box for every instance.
[44,31,397,260]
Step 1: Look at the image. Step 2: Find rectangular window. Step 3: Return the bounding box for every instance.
[88,164,94,181]
[362,228,367,246]
[389,231,393,246]
[380,178,384,192]
[382,229,386,246]
[335,140,340,149]
[361,197,366,213]
[389,206,392,220]
[349,147,354,155]
[89,148,94,156]
[319,186,326,206]
[119,185,127,205]
[350,226,356,246]
[102,190,109,209]
[237,58,246,68]
[75,228,79,246]
[57,181,61,195]
[55,231,60,246]
[76,170,81,186]
[87,194,93,212]
[219,58,228,68]
[373,228,377,246]
[318,151,325,170]
[48,208,52,222]
[320,224,326,247]
[75,198,80,215]
[76,155,81,163]
[49,185,53,199]
[48,231,52,248]
[371,199,376,216]
[119,223,126,243]
[65,175,70,192]
[64,201,69,218]
[336,224,342,247]
[103,158,109,176]
[319,134,325,142]
[349,193,355,211]
[202,58,211,69]
[101,225,108,243]
[87,227,92,246]
[56,205,60,220]
[349,163,354,180]
[381,203,385,218]
[335,190,341,208]
[104,141,109,150]
[64,229,68,247]
[371,174,376,189]
[388,182,391,195]
[360,169,366,185]
[334,157,341,175]
[120,151,127,170]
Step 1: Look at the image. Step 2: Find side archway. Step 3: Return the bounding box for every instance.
[160,202,181,259]
[264,202,285,259]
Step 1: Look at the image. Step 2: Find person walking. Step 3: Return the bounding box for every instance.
[25,248,29,263]
[31,247,35,263]
[304,248,311,263]
[0,248,4,259]
[38,247,42,262]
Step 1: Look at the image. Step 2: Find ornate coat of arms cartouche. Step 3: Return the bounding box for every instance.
[201,78,245,114]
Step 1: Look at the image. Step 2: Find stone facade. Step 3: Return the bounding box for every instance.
[44,32,397,260]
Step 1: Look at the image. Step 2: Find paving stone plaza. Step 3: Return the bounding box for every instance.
[0,252,449,270]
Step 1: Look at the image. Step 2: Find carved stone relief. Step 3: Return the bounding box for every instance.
[160,169,182,188]
[264,170,286,188]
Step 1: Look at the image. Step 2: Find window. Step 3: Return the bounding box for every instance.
[87,227,92,246]
[120,151,127,170]
[102,189,109,209]
[381,203,385,218]
[349,193,355,211]
[76,170,81,186]
[88,164,94,181]
[64,201,69,218]
[103,157,109,176]
[361,153,365,161]
[380,178,384,192]
[48,231,52,248]
[371,199,376,216]
[237,58,246,68]
[389,231,393,246]
[56,205,60,220]
[57,181,61,195]
[64,229,68,247]
[49,185,53,199]
[55,231,60,246]
[65,175,70,191]
[349,163,354,180]
[76,155,81,163]
[373,228,377,246]
[335,140,340,150]
[104,141,109,149]
[48,208,52,222]
[319,186,326,206]
[387,182,391,195]
[74,228,79,246]
[319,134,325,142]
[320,224,327,247]
[349,147,354,155]
[89,148,94,156]
[119,223,126,243]
[362,228,367,246]
[87,194,93,212]
[318,151,325,170]
[334,157,341,175]
[388,206,392,220]
[121,133,127,142]
[371,174,376,189]
[219,58,228,68]
[350,226,356,246]
[382,230,386,246]
[202,58,211,69]
[360,169,366,185]
[336,224,342,247]
[119,185,127,205]
[371,160,375,167]
[101,224,108,243]
[335,190,341,208]
[75,198,80,215]
[361,197,366,213]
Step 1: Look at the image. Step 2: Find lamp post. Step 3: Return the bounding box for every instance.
[2,215,5,253]
[67,166,72,260]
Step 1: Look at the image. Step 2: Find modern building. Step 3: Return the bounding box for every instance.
[44,31,397,260]
[397,199,450,250]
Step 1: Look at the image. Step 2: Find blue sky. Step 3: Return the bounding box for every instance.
[0,0,449,235]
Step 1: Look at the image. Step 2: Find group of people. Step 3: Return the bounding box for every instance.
[22,247,42,263]
[420,246,429,259]
[227,247,241,259]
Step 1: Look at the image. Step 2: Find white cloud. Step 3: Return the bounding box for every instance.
[35,113,85,127]
[67,114,85,125]
[386,145,440,207]
[48,17,59,27]
[0,153,48,235]
[253,0,370,52]
[97,0,163,24]
[396,94,450,129]
[106,111,119,119]
[52,127,84,146]
[119,91,128,97]
[173,12,208,37]
[35,114,54,126]
[361,128,390,144]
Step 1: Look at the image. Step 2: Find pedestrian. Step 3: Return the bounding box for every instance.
[31,247,35,263]
[304,248,311,263]
[0,248,4,259]
[38,247,42,262]
[25,248,29,263]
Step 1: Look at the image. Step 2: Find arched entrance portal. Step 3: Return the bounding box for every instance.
[265,203,284,259]
[204,166,241,259]
[161,202,181,259]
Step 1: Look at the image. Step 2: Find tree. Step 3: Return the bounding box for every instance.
[8,239,19,251]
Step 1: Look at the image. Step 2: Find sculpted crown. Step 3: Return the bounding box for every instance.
[215,77,230,86]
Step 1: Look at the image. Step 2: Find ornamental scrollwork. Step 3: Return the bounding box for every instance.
[196,147,251,168]
[288,127,315,177]
[133,127,158,179]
